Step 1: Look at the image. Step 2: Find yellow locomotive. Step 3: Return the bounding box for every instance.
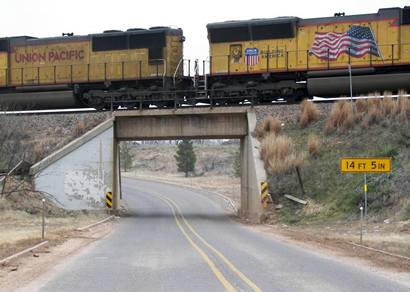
[0,27,185,109]
[0,6,409,109]
[207,6,410,100]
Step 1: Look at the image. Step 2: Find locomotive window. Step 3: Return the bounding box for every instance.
[252,22,296,40]
[402,7,410,25]
[92,34,128,51]
[0,39,8,52]
[129,32,166,49]
[208,26,250,43]
[148,47,163,61]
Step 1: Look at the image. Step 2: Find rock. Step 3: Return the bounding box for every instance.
[33,253,39,258]
[275,204,283,210]
[383,218,390,224]
[10,266,18,272]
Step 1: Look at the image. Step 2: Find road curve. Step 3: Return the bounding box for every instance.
[37,177,409,292]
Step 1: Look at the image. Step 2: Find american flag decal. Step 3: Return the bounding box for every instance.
[245,48,259,66]
[310,25,380,60]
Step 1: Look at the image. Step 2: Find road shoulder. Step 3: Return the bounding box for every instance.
[0,220,114,292]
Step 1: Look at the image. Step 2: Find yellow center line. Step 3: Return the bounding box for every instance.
[157,193,262,292]
[154,194,237,292]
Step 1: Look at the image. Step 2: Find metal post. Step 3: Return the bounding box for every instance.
[306,50,309,70]
[348,64,353,102]
[139,61,142,79]
[54,66,56,84]
[227,55,230,74]
[188,60,191,77]
[327,49,330,69]
[364,173,368,221]
[391,44,394,65]
[266,51,270,72]
[360,205,363,244]
[41,199,46,240]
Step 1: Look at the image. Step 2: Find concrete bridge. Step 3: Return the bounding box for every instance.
[30,107,267,222]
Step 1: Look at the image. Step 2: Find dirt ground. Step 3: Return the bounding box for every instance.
[0,220,114,292]
[253,222,410,273]
[0,210,109,259]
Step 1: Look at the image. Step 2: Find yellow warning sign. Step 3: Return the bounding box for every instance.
[260,181,271,208]
[340,157,392,173]
[105,191,113,208]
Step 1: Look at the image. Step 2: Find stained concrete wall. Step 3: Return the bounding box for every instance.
[29,107,267,222]
[115,107,248,140]
[240,111,266,222]
[30,119,114,209]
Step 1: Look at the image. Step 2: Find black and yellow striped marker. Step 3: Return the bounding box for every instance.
[260,181,270,208]
[105,191,113,208]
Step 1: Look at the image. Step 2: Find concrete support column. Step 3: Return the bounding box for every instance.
[240,137,248,217]
[112,129,120,212]
[239,110,267,223]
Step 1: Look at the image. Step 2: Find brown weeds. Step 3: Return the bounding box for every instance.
[73,119,86,138]
[362,98,384,127]
[260,133,305,175]
[355,99,368,114]
[307,134,320,157]
[299,99,320,128]
[382,91,395,117]
[325,101,356,133]
[397,90,410,123]
[255,116,282,140]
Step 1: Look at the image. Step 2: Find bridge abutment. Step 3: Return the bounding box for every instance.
[30,107,267,222]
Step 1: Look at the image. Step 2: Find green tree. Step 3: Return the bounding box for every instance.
[120,142,133,172]
[232,149,241,177]
[174,140,196,177]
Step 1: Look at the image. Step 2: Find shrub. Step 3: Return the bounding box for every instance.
[298,100,320,128]
[397,90,409,123]
[73,119,86,138]
[382,91,395,116]
[307,134,320,157]
[362,99,384,127]
[260,134,305,175]
[355,99,368,114]
[255,116,282,140]
[325,101,356,133]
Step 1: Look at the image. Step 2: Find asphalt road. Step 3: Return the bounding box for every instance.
[37,177,409,292]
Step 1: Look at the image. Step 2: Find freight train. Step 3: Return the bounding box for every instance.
[0,6,409,110]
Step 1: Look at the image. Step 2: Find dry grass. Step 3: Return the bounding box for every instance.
[255,116,282,140]
[397,90,410,123]
[355,98,368,114]
[31,140,48,162]
[307,134,320,157]
[73,119,86,138]
[382,91,395,117]
[260,133,305,175]
[299,100,320,128]
[324,92,410,133]
[362,98,384,128]
[325,101,357,133]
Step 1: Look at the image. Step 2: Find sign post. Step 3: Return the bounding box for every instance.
[340,157,392,241]
[364,173,367,219]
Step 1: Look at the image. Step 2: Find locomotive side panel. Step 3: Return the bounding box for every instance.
[400,8,410,63]
[9,38,90,86]
[4,28,184,89]
[0,52,7,87]
[208,8,407,76]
